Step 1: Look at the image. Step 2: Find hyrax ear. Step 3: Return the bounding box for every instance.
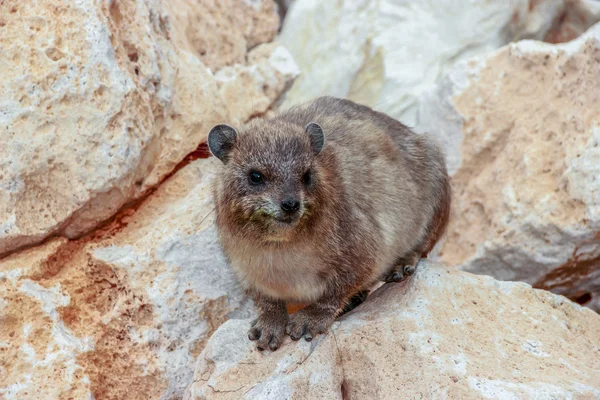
[208,124,238,163]
[305,122,324,155]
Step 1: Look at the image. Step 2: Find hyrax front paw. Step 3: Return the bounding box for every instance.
[248,315,288,351]
[286,305,336,342]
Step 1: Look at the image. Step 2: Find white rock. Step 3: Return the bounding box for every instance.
[184,262,600,399]
[418,22,600,311]
[0,158,254,400]
[0,0,296,257]
[277,0,595,126]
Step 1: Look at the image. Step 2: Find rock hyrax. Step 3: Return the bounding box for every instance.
[208,96,451,351]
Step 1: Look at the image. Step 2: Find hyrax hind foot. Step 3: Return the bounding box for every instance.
[383,258,421,283]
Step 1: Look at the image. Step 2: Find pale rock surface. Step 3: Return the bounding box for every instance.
[0,158,254,400]
[418,22,600,312]
[277,0,598,126]
[0,0,297,257]
[215,43,301,127]
[165,0,280,71]
[184,262,600,399]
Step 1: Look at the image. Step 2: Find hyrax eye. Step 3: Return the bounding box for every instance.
[249,171,264,184]
[302,170,312,186]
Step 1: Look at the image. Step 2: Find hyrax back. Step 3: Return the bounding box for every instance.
[208,96,450,351]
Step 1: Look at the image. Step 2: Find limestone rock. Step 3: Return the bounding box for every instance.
[0,0,297,257]
[278,0,599,127]
[184,262,600,399]
[184,320,343,400]
[165,0,280,71]
[0,158,254,400]
[418,22,600,312]
[215,43,301,126]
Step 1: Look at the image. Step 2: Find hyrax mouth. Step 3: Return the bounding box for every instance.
[273,214,301,224]
[249,208,302,227]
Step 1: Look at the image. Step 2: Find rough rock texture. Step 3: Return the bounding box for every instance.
[0,0,297,257]
[0,157,255,400]
[418,22,600,312]
[165,0,280,71]
[278,0,599,127]
[184,262,600,399]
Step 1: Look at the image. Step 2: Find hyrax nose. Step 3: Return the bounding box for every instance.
[280,197,300,213]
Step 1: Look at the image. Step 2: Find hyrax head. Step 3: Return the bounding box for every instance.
[208,119,325,241]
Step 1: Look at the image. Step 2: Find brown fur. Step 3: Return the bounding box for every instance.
[210,96,451,350]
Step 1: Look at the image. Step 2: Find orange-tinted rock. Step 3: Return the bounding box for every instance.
[0,158,254,400]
